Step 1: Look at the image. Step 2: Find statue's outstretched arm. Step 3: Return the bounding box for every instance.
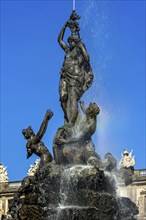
[33,110,53,143]
[78,42,89,62]
[58,23,69,52]
[79,100,86,115]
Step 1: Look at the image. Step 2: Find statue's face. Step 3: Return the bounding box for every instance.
[22,126,34,139]
[105,153,112,159]
[69,39,76,48]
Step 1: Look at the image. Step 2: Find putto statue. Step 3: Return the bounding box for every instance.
[22,110,53,168]
[53,101,100,165]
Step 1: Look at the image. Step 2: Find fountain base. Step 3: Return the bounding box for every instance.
[9,163,138,220]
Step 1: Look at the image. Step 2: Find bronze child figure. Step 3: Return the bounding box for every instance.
[22,109,53,168]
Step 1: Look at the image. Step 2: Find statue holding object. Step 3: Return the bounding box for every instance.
[58,10,93,125]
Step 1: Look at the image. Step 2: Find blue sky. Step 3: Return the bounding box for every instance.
[0,0,145,181]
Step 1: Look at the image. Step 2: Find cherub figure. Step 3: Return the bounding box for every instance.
[22,109,53,168]
[55,101,100,146]
[8,110,54,213]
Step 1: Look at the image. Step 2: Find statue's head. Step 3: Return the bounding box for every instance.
[123,150,129,156]
[22,126,35,139]
[68,35,81,48]
[105,153,112,158]
[86,103,100,119]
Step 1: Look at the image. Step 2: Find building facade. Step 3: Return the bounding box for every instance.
[0,181,21,218]
[117,169,146,220]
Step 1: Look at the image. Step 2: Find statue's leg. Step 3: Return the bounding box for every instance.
[59,78,68,122]
[68,87,79,125]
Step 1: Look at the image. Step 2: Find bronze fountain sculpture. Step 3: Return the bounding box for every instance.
[6,10,138,220]
[22,110,53,168]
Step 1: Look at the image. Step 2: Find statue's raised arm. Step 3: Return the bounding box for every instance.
[58,11,94,125]
[22,109,53,167]
[58,23,69,52]
[34,109,53,143]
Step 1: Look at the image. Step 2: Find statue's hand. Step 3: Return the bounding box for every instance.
[45,109,53,120]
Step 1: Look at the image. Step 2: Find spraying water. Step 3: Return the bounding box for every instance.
[73,0,75,10]
[59,165,93,206]
[56,165,95,218]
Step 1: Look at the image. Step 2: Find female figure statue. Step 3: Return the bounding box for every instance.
[58,13,93,125]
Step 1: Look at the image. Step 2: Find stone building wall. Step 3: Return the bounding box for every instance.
[0,181,21,218]
[117,169,146,220]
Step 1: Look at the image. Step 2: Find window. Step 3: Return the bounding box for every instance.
[140,170,146,176]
